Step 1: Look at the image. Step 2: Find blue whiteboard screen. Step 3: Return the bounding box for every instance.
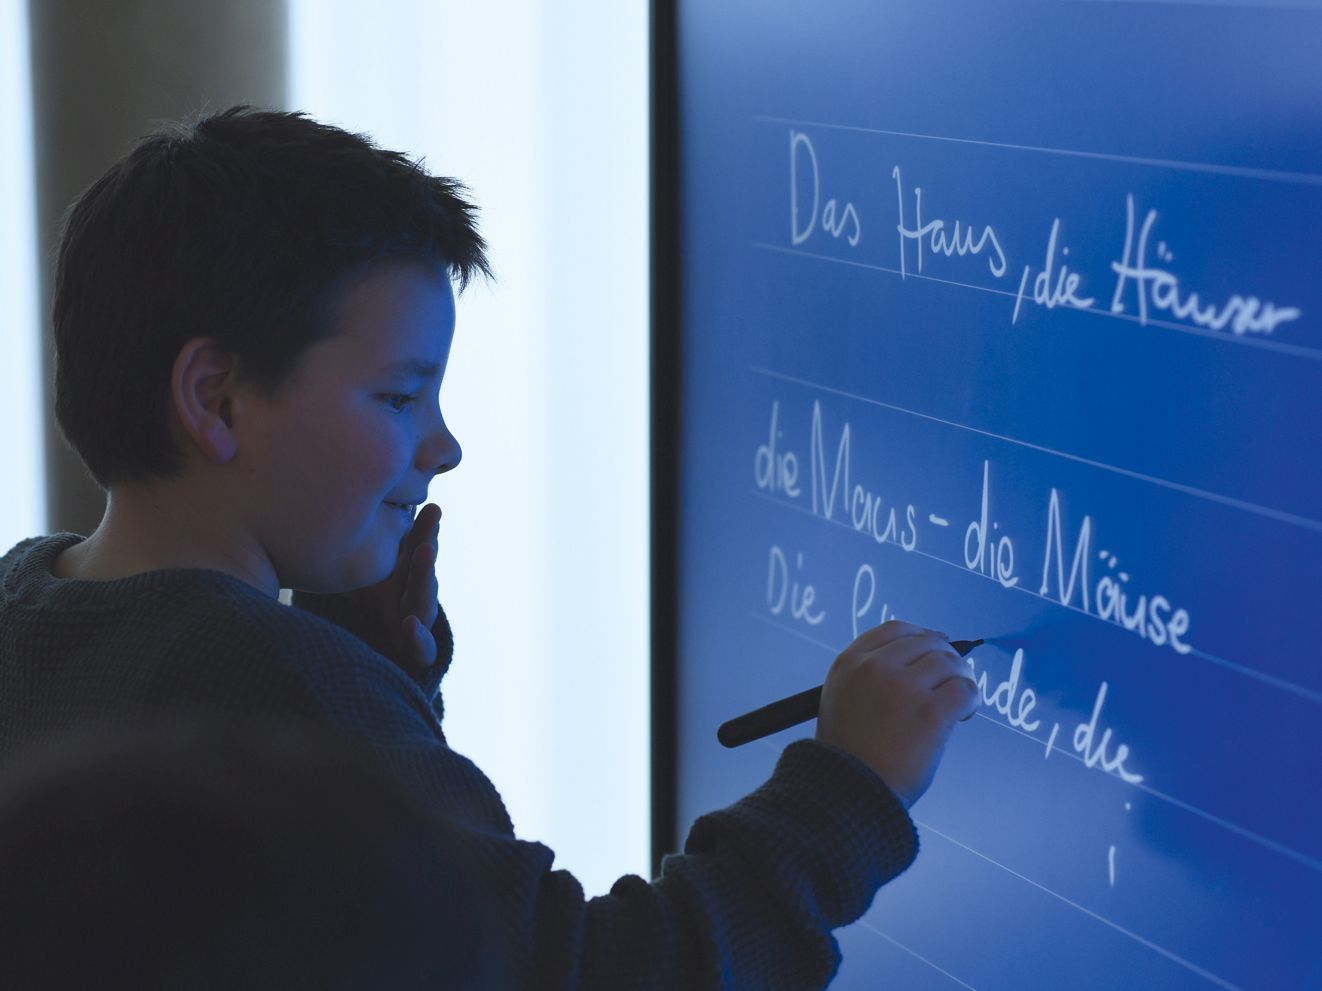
[673,2,1322,989]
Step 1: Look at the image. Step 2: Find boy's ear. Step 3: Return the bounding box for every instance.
[170,338,243,465]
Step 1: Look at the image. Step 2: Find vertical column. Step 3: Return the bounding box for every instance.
[27,0,287,534]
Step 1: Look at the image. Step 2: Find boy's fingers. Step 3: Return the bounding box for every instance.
[420,541,437,602]
[863,632,950,669]
[848,619,927,653]
[403,541,439,631]
[849,619,951,653]
[395,614,434,668]
[407,504,441,580]
[414,503,441,535]
[411,614,437,667]
[908,648,967,688]
[401,506,433,559]
[401,545,427,615]
[934,674,980,723]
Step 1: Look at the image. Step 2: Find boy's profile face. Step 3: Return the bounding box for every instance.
[59,262,463,599]
[233,262,462,596]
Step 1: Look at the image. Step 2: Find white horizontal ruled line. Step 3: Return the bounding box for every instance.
[966,711,1322,874]
[749,365,1322,533]
[1076,0,1322,9]
[753,736,1246,989]
[749,487,1322,705]
[749,607,846,660]
[855,920,979,990]
[751,241,1322,362]
[752,114,1322,187]
[747,608,1322,874]
[911,818,1247,991]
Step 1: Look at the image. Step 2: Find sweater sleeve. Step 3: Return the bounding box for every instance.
[659,739,918,987]
[385,736,917,990]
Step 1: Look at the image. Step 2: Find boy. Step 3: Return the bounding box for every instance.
[0,105,978,988]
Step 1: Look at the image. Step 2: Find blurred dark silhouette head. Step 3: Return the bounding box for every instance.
[51,104,492,491]
[0,719,503,989]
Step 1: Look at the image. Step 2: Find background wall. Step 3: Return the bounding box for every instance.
[0,0,42,554]
[25,0,288,537]
[2,0,650,896]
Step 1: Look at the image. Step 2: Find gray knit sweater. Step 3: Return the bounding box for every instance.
[0,532,918,989]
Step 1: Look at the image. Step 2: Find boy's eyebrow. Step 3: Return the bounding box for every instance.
[378,358,441,379]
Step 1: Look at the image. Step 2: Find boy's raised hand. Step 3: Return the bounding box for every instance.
[816,619,979,808]
[342,503,443,674]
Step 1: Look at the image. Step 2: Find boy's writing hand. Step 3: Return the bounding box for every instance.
[342,503,442,674]
[815,619,979,809]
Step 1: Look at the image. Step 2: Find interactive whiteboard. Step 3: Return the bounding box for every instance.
[669,2,1322,988]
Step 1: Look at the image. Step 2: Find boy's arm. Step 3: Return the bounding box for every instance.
[579,739,914,988]
[286,601,969,987]
[360,627,962,990]
[380,734,913,990]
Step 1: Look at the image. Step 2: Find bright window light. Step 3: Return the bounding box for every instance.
[289,0,650,895]
[0,0,46,551]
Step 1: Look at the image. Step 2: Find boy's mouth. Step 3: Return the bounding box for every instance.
[384,501,416,517]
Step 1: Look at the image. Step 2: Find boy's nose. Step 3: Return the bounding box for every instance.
[431,429,462,475]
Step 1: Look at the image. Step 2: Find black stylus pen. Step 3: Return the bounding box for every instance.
[717,639,984,748]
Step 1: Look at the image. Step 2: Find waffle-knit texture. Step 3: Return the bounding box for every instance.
[1,532,919,989]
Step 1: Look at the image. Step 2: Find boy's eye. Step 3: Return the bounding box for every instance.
[382,394,417,413]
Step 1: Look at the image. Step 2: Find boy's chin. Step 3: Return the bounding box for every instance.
[290,555,396,597]
[345,555,397,593]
